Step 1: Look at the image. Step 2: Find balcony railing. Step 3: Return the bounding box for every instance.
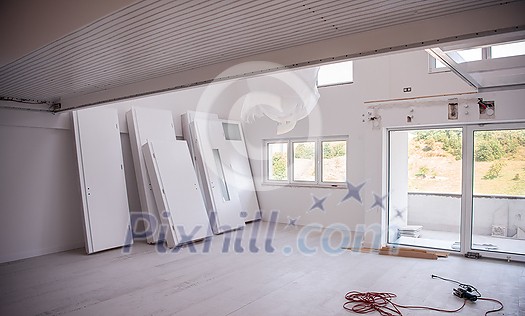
[407,192,525,237]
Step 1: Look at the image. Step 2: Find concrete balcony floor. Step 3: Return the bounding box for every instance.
[395,229,525,255]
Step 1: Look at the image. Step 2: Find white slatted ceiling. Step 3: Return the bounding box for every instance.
[0,0,506,102]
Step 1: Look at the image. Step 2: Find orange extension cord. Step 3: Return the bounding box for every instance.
[343,291,503,316]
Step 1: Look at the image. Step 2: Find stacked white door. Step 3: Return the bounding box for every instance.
[142,141,212,248]
[181,111,219,205]
[73,108,132,254]
[191,118,245,233]
[219,119,261,222]
[126,107,176,243]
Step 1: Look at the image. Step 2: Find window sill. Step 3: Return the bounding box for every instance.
[317,81,354,88]
[428,68,450,74]
[262,182,346,189]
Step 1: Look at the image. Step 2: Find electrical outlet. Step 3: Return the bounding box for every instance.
[403,87,412,93]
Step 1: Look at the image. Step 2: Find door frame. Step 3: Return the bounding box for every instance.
[463,122,525,262]
[386,122,525,262]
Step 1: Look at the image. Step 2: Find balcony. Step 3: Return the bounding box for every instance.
[392,192,525,254]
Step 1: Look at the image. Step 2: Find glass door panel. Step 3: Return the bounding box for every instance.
[472,128,525,256]
[388,128,462,251]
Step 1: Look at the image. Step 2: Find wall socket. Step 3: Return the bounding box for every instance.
[403,87,412,93]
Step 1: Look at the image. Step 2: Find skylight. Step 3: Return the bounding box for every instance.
[451,48,482,63]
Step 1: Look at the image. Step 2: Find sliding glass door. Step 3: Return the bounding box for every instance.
[388,123,525,261]
[388,128,463,251]
[467,124,525,259]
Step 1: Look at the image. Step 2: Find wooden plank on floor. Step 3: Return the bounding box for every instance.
[379,247,438,260]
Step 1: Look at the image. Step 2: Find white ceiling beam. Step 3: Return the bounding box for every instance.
[427,48,481,89]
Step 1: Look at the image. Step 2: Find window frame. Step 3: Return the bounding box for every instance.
[491,40,525,59]
[428,55,450,73]
[320,138,348,184]
[291,139,317,183]
[265,140,290,183]
[264,136,348,188]
[429,39,525,73]
[385,123,525,262]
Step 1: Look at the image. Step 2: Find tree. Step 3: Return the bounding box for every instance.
[414,130,461,159]
[294,143,314,159]
[323,142,346,159]
[271,153,287,180]
[475,139,503,162]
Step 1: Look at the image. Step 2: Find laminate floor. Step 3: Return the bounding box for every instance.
[1,221,523,316]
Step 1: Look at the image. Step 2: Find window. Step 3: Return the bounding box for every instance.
[429,55,449,73]
[317,61,353,87]
[450,47,483,63]
[405,128,463,194]
[293,141,316,182]
[212,149,231,201]
[429,48,482,71]
[435,59,447,69]
[222,122,242,140]
[267,142,288,181]
[428,39,525,73]
[322,140,347,182]
[265,137,347,186]
[491,40,525,59]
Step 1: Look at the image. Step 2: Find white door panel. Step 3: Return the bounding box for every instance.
[192,119,245,233]
[73,108,132,254]
[219,120,261,222]
[126,107,176,243]
[142,141,211,248]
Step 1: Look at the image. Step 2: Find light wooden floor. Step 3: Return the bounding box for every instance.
[1,222,524,316]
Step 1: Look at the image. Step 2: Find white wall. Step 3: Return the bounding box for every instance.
[362,87,525,245]
[0,80,244,262]
[108,80,245,136]
[388,131,409,241]
[0,110,144,263]
[1,48,524,262]
[242,50,477,232]
[0,120,84,263]
[242,50,525,247]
